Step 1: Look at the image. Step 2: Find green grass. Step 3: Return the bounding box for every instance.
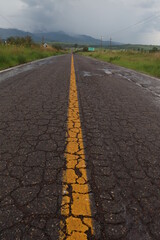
[79,50,160,78]
[0,45,65,70]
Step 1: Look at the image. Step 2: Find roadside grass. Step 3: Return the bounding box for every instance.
[79,50,160,78]
[0,45,66,70]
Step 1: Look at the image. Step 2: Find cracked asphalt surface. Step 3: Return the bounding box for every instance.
[0,55,70,239]
[1,53,160,239]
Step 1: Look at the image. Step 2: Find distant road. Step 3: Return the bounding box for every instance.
[1,54,160,239]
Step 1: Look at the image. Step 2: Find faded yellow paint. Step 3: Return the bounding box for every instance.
[59,55,94,239]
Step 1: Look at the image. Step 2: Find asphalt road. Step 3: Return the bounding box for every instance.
[1,54,160,239]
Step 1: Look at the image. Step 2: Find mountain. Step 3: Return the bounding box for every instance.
[0,28,34,39]
[0,28,121,46]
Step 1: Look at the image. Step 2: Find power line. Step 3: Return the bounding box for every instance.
[110,12,160,36]
[0,13,16,28]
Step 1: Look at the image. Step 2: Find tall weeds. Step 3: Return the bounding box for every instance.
[0,45,64,70]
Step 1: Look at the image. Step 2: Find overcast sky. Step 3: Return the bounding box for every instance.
[0,0,160,44]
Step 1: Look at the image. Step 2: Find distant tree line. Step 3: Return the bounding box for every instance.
[52,44,63,50]
[6,36,33,47]
[149,46,159,53]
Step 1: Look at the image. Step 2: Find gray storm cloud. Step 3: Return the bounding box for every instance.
[0,0,160,44]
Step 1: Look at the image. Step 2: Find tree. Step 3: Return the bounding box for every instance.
[83,46,88,52]
[150,46,158,53]
[7,36,33,46]
[7,36,15,44]
[25,36,33,47]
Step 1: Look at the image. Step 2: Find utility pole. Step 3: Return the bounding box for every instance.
[110,37,112,50]
[42,36,44,45]
[101,36,103,51]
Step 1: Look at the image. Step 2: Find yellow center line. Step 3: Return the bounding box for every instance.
[59,55,94,239]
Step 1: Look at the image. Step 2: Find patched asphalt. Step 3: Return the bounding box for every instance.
[1,54,160,239]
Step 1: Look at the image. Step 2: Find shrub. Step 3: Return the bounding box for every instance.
[83,46,88,52]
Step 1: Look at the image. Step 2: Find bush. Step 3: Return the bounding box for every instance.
[83,46,88,52]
